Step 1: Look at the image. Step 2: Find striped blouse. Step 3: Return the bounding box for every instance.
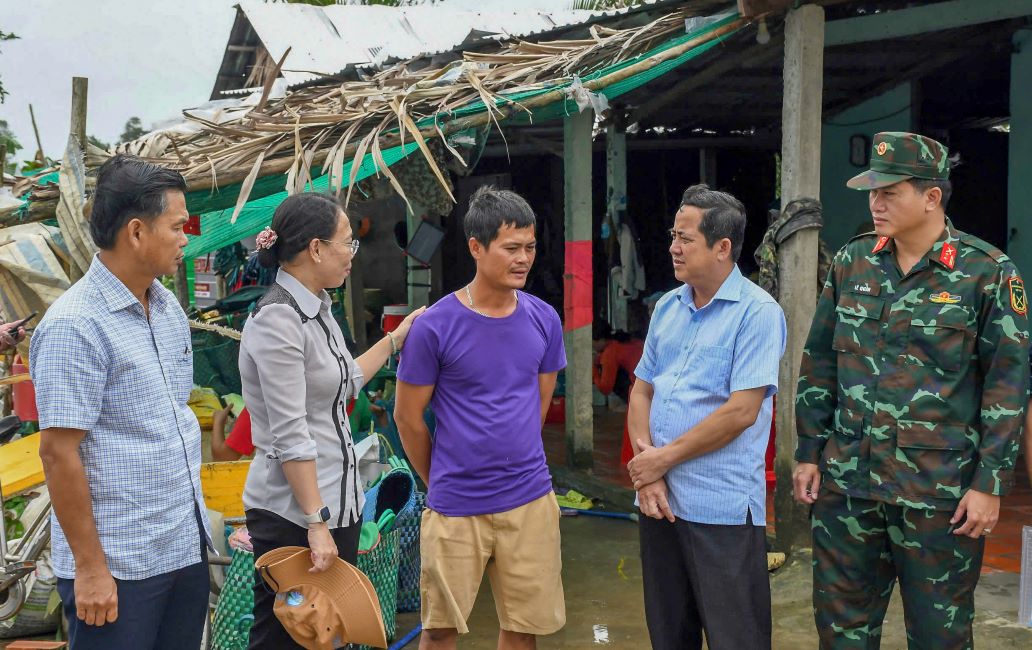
[240,269,365,529]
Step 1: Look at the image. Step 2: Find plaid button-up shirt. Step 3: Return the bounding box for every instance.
[31,255,211,580]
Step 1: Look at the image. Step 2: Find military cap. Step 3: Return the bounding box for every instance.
[847,132,950,190]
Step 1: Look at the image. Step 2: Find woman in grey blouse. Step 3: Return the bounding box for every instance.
[239,193,423,649]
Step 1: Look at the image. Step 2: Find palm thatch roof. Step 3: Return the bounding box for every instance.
[10,4,749,226]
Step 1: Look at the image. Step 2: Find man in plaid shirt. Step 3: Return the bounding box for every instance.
[31,155,212,649]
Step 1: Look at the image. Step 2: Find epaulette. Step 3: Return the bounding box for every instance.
[846,229,878,244]
[959,231,1010,265]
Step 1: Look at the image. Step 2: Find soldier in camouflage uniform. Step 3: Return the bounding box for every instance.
[792,132,1030,649]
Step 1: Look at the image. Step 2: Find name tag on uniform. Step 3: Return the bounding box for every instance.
[850,281,879,296]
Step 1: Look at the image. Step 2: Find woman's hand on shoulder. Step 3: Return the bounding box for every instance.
[392,306,428,348]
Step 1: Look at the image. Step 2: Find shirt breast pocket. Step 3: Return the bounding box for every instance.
[164,345,193,404]
[907,305,971,372]
[687,345,733,391]
[832,294,885,355]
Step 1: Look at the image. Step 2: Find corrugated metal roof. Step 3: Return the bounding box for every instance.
[236,0,596,87]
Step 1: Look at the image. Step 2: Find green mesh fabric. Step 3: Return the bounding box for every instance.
[210,549,256,650]
[183,141,420,258]
[358,527,401,647]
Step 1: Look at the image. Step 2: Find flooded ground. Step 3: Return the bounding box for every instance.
[394,515,1032,649]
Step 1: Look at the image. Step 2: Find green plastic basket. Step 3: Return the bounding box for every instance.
[358,527,400,648]
[210,549,256,650]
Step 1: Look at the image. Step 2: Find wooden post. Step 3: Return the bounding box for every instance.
[175,266,190,310]
[345,256,367,351]
[605,125,627,229]
[699,148,718,186]
[563,110,594,469]
[774,3,825,553]
[28,104,45,163]
[605,124,627,329]
[70,78,88,152]
[406,202,431,310]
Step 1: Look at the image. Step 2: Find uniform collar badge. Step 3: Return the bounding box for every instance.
[929,291,961,304]
[939,242,957,270]
[872,236,890,253]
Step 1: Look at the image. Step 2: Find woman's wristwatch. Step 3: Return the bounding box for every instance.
[303,506,331,526]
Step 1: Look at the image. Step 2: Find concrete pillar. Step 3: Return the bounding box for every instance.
[774,3,824,553]
[1009,29,1032,280]
[564,110,594,469]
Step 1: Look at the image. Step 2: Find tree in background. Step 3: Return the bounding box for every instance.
[119,117,146,144]
[0,30,18,104]
[88,135,111,151]
[0,120,21,175]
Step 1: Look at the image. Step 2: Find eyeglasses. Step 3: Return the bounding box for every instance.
[319,238,360,255]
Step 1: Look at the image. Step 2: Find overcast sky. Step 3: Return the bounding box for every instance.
[1,0,235,160]
[0,0,603,162]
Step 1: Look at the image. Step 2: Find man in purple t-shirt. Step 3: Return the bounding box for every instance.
[395,185,566,649]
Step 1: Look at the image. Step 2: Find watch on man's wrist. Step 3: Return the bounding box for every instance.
[303,506,331,526]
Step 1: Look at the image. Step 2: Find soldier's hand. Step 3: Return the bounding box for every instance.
[637,479,675,522]
[792,462,821,504]
[950,489,1000,539]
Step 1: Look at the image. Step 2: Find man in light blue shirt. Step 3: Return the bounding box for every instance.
[627,184,786,650]
[32,155,211,649]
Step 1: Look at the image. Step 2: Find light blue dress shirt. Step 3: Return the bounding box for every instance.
[31,255,212,580]
[635,265,786,526]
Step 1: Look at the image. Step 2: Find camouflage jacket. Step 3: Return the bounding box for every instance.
[795,219,1030,510]
[755,199,833,301]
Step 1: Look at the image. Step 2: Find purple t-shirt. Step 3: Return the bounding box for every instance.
[397,291,566,516]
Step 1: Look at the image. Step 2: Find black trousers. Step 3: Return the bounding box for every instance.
[58,509,209,650]
[246,508,361,650]
[639,513,771,650]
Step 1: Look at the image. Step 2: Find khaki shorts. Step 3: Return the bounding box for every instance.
[419,491,566,635]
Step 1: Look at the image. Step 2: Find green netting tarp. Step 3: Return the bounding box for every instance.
[182,141,420,258]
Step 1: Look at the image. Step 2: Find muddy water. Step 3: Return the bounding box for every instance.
[393,516,1032,649]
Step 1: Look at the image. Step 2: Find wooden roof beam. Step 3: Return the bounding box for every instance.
[630,33,784,126]
[825,0,1032,46]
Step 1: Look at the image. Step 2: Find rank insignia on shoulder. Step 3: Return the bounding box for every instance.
[929,291,961,304]
[939,242,957,270]
[1009,276,1027,315]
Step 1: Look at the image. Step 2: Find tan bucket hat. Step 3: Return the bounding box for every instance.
[255,546,387,650]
